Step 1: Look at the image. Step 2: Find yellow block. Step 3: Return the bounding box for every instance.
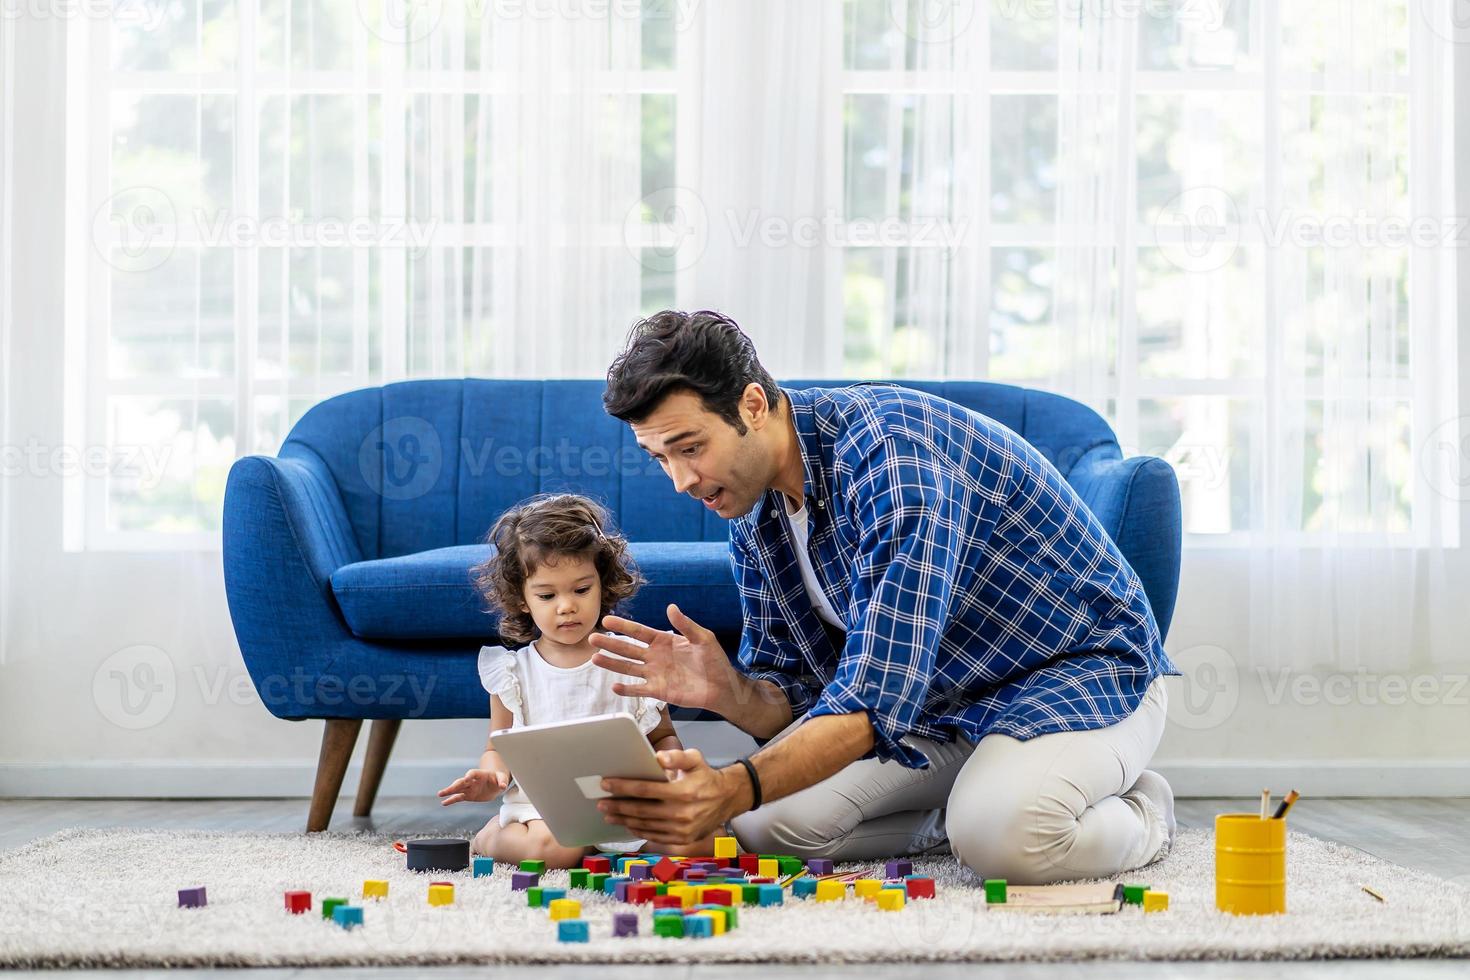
[666,885,696,909]
[695,909,726,935]
[758,859,779,879]
[427,884,455,906]
[627,860,650,869]
[854,879,883,901]
[362,880,389,900]
[814,879,846,903]
[1143,890,1169,913]
[713,836,738,860]
[549,898,582,920]
[876,889,906,911]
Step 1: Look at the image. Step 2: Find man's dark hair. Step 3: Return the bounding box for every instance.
[603,310,781,434]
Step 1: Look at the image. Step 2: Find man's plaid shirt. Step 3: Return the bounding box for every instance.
[729,384,1178,769]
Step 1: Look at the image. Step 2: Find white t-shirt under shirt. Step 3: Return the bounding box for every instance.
[783,494,846,629]
[478,636,662,851]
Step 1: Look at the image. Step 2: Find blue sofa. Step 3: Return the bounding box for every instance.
[222,379,1181,830]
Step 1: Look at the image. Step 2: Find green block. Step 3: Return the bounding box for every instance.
[655,883,669,896]
[984,879,1007,904]
[1123,883,1151,905]
[589,873,608,893]
[706,875,726,884]
[568,869,589,890]
[520,859,547,873]
[718,903,739,929]
[742,884,761,906]
[777,857,803,877]
[653,914,685,938]
[527,887,543,908]
[321,896,347,920]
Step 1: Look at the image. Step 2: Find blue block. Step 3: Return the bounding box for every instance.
[604,875,630,896]
[684,914,714,938]
[792,877,819,899]
[331,905,364,929]
[557,919,590,943]
[540,887,567,907]
[473,857,495,878]
[757,883,783,907]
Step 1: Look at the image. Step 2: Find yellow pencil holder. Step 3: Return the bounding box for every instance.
[1214,813,1287,915]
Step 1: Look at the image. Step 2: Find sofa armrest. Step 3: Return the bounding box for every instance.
[223,453,365,718]
[1067,448,1182,641]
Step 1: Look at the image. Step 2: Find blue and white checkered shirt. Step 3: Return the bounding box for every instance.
[730,384,1177,769]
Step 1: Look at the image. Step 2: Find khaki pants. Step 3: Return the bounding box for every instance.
[729,678,1170,884]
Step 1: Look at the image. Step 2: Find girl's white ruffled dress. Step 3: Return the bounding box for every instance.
[477,637,663,852]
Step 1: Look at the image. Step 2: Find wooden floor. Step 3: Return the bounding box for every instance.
[2,796,1467,978]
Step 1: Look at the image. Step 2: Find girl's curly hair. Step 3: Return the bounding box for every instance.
[471,493,644,645]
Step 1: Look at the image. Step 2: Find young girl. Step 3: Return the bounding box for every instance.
[437,493,716,867]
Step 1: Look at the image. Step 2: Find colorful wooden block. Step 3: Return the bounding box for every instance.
[683,914,713,938]
[613,911,639,937]
[527,886,543,908]
[568,868,589,890]
[603,875,629,896]
[543,887,568,906]
[583,856,612,874]
[666,886,696,909]
[683,869,707,882]
[557,919,590,943]
[653,894,683,909]
[473,856,495,877]
[905,877,936,900]
[984,879,1007,904]
[629,863,651,881]
[692,909,726,935]
[777,857,803,877]
[589,873,609,893]
[177,886,207,909]
[332,905,364,929]
[792,877,819,899]
[1143,890,1169,912]
[520,859,547,873]
[807,858,834,875]
[1123,883,1151,905]
[702,886,737,907]
[549,898,581,920]
[653,914,685,938]
[651,857,681,883]
[511,871,539,891]
[876,889,905,911]
[321,897,347,920]
[741,884,761,905]
[363,880,389,900]
[655,883,669,896]
[757,859,778,879]
[628,882,658,904]
[714,836,738,859]
[815,879,846,902]
[854,879,883,901]
[738,854,761,876]
[885,859,914,879]
[428,883,455,906]
[284,890,311,914]
[757,883,784,907]
[699,902,738,929]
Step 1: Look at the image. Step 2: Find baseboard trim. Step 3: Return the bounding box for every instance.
[3,758,1469,799]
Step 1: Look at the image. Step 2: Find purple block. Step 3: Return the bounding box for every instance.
[695,861,720,872]
[177,886,207,908]
[885,859,913,879]
[629,863,651,881]
[808,859,834,875]
[511,871,539,891]
[612,912,639,937]
[614,880,632,902]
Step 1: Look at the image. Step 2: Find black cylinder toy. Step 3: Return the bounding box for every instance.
[403,837,470,873]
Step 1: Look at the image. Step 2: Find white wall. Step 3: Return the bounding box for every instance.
[2,15,1468,803]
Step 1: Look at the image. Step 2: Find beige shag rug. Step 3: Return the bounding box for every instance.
[1,826,1468,968]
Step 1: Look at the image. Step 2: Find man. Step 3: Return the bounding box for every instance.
[588,310,1178,883]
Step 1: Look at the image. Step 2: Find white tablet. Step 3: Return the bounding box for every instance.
[489,712,670,847]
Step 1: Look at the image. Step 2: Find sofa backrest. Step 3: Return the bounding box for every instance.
[280,379,1121,561]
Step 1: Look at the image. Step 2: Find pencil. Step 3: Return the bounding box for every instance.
[1260,788,1271,819]
[1361,885,1386,903]
[1271,789,1299,820]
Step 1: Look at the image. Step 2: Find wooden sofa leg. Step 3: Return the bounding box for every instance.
[353,718,401,818]
[307,718,362,832]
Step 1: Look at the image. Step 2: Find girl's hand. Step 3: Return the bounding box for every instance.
[437,768,510,806]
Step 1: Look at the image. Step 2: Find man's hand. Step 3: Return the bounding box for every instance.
[596,748,749,843]
[590,605,737,712]
[437,768,510,806]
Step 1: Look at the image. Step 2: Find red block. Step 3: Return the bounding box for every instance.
[284,890,311,914]
[905,877,937,900]
[627,883,658,904]
[651,857,681,883]
[652,895,684,909]
[749,877,776,884]
[702,887,737,907]
[583,856,612,874]
[683,869,707,881]
[738,854,761,876]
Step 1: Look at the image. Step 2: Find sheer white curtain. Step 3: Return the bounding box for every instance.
[0,10,14,663]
